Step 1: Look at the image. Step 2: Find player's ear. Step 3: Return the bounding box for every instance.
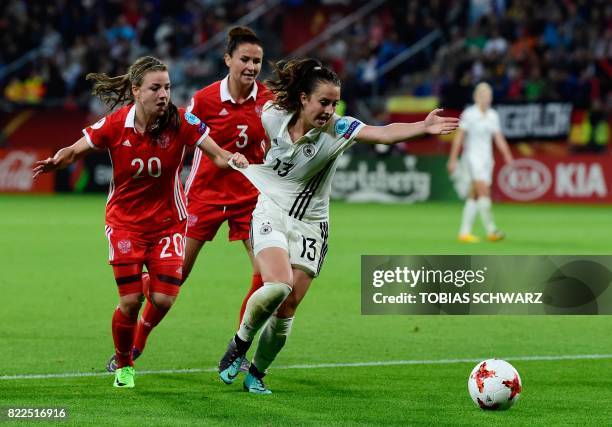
[300,92,308,107]
[131,84,139,99]
[224,53,232,68]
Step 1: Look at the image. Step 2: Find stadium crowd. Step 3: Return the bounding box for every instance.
[1,0,609,113]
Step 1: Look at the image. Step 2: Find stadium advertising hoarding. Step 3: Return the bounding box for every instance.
[496,102,573,140]
[493,154,612,203]
[0,149,53,193]
[331,153,458,202]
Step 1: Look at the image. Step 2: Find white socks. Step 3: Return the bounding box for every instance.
[460,199,478,235]
[237,282,291,342]
[252,315,294,373]
[476,196,496,234]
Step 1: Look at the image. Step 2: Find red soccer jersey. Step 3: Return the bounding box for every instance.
[184,76,273,206]
[83,104,210,233]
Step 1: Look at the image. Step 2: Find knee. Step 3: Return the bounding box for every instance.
[119,295,142,318]
[276,295,299,318]
[150,293,176,311]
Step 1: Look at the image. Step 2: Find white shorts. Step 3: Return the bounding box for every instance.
[250,196,329,277]
[465,157,493,185]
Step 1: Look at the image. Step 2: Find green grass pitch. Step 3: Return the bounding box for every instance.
[1,195,611,425]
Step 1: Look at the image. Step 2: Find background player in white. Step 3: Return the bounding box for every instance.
[217,58,459,394]
[447,82,513,243]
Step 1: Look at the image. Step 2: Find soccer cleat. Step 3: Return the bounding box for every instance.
[106,347,142,373]
[239,357,251,372]
[487,230,506,242]
[243,373,272,394]
[218,338,246,384]
[113,366,135,388]
[458,233,480,243]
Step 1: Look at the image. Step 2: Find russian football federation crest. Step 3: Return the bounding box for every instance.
[255,105,263,117]
[118,239,132,254]
[187,214,198,227]
[303,143,316,158]
[155,133,170,148]
[260,221,272,235]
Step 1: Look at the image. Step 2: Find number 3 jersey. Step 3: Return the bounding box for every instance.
[82,104,209,233]
[184,76,273,206]
[235,101,365,222]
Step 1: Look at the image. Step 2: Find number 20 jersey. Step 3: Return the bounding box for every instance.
[82,104,209,233]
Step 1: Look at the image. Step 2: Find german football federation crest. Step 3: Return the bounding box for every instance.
[118,239,132,254]
[302,143,316,158]
[260,221,272,235]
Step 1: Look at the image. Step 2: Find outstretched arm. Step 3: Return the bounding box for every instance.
[355,109,459,145]
[33,137,95,179]
[447,129,465,175]
[493,131,513,164]
[198,135,249,169]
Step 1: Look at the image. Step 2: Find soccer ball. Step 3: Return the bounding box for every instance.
[468,359,522,410]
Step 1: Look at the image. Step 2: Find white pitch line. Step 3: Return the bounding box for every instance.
[1,354,611,381]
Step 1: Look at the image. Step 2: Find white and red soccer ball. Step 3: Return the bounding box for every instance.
[468,359,522,410]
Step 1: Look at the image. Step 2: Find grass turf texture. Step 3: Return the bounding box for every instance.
[1,195,611,425]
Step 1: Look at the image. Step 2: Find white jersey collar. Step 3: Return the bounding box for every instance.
[220,75,258,103]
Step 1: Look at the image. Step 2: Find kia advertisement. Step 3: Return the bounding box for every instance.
[493,155,612,203]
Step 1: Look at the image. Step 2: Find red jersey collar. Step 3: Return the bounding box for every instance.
[220,75,258,103]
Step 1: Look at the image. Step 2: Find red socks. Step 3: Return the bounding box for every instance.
[238,273,264,326]
[133,302,168,354]
[111,307,137,368]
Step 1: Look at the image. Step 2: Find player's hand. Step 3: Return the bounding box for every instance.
[32,157,61,179]
[424,109,459,135]
[229,152,249,169]
[447,159,457,175]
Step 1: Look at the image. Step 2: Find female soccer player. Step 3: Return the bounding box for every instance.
[119,27,274,370]
[33,56,248,389]
[216,58,459,394]
[447,82,513,243]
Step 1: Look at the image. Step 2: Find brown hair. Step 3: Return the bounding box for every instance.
[226,26,262,56]
[86,56,179,136]
[266,58,341,113]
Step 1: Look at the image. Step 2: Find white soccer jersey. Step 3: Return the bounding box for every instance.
[459,105,501,162]
[236,101,365,222]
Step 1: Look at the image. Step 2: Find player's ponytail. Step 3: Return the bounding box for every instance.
[266,58,341,113]
[226,26,262,56]
[86,56,179,137]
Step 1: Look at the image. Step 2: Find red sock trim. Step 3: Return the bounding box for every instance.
[238,273,264,326]
[112,307,137,368]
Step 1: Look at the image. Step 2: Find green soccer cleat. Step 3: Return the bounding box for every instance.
[243,373,272,395]
[113,366,135,388]
[218,338,246,384]
[106,347,141,373]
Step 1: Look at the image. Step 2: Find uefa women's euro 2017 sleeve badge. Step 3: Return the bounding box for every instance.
[334,118,349,136]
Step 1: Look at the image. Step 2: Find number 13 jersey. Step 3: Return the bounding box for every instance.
[236,101,365,222]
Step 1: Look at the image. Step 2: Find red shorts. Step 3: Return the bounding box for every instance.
[105,222,186,267]
[186,200,256,242]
